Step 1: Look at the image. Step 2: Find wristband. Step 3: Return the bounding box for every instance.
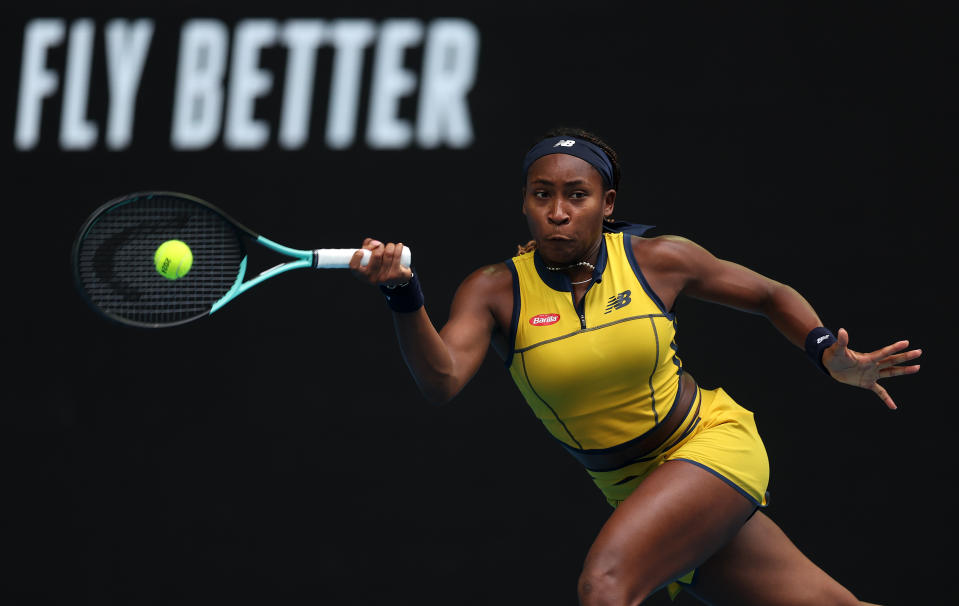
[804,327,837,375]
[379,272,424,313]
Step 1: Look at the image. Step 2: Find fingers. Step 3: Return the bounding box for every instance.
[883,348,923,364]
[871,382,898,410]
[871,339,913,361]
[830,327,919,410]
[350,238,411,286]
[871,343,920,410]
[879,364,921,379]
[838,328,921,366]
[349,238,381,274]
[878,347,922,371]
[878,346,921,378]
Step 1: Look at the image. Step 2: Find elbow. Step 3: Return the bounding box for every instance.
[758,281,796,316]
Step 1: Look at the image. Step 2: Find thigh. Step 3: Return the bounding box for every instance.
[686,511,863,606]
[581,459,757,601]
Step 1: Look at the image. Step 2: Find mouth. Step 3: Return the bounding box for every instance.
[545,234,574,241]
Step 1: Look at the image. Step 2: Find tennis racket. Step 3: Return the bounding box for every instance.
[72,191,411,328]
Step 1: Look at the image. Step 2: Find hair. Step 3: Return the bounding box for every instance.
[516,126,621,255]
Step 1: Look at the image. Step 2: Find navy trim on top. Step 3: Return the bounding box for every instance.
[555,379,699,472]
[503,258,521,368]
[624,234,673,317]
[647,316,660,424]
[532,235,609,292]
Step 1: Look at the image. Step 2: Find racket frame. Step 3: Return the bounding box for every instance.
[72,191,410,327]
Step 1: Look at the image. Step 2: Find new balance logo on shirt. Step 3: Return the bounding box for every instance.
[605,290,632,313]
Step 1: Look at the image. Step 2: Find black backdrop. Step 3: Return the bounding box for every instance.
[5,3,955,605]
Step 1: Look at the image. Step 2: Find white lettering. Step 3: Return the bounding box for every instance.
[366,19,423,149]
[14,19,65,150]
[532,315,559,325]
[416,19,478,148]
[60,19,97,149]
[224,19,277,150]
[104,19,154,150]
[278,20,325,149]
[171,19,229,150]
[326,19,376,149]
[15,17,480,151]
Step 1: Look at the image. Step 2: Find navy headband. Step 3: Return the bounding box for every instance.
[522,136,615,189]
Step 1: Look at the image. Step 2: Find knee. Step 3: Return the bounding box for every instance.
[577,560,651,606]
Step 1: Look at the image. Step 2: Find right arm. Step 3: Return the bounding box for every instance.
[350,238,508,404]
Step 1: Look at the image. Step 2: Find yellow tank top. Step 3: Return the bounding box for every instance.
[505,232,686,471]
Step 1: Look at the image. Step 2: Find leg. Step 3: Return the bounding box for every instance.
[685,511,874,605]
[577,460,756,606]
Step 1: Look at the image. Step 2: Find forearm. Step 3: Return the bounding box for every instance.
[391,308,464,404]
[759,282,825,349]
[350,242,497,404]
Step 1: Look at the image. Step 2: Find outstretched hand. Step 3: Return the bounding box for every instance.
[821,328,922,410]
[349,238,413,287]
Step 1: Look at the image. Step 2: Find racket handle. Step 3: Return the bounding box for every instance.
[312,246,412,269]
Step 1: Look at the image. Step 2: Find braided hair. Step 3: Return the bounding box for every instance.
[517,127,621,255]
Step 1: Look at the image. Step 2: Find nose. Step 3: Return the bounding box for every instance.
[547,200,570,225]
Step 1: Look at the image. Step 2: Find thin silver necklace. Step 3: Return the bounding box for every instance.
[544,260,595,272]
[544,260,595,286]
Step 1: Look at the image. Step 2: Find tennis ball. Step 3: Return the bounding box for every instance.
[154,240,193,280]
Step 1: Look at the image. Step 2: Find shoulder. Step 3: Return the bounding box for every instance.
[630,234,716,272]
[463,261,514,284]
[454,261,514,300]
[449,262,514,331]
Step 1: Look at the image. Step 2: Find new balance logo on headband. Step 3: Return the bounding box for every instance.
[523,135,614,189]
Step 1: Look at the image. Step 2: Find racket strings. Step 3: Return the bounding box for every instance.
[75,194,244,327]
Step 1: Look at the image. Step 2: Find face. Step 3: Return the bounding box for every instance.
[522,153,615,265]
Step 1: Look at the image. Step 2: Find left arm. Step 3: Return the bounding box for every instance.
[635,235,921,409]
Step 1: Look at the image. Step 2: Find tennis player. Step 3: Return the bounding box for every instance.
[349,127,920,605]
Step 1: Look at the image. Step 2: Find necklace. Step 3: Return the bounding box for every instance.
[545,259,595,286]
[544,260,595,272]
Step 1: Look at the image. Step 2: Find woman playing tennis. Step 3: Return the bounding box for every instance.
[349,127,920,605]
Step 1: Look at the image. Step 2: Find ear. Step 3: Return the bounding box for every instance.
[521,187,528,216]
[603,189,616,218]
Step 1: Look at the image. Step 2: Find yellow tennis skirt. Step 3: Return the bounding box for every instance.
[585,385,770,599]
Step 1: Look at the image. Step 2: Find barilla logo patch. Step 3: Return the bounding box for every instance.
[529,313,560,326]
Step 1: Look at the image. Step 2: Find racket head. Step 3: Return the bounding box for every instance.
[72,191,256,328]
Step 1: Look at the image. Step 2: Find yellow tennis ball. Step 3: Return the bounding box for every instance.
[154,240,193,280]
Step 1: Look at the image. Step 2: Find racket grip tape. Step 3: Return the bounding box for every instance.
[312,246,412,269]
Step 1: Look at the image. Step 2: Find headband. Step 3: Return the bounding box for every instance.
[521,136,615,189]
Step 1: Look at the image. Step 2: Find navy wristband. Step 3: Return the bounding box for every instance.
[379,272,424,313]
[804,327,837,374]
